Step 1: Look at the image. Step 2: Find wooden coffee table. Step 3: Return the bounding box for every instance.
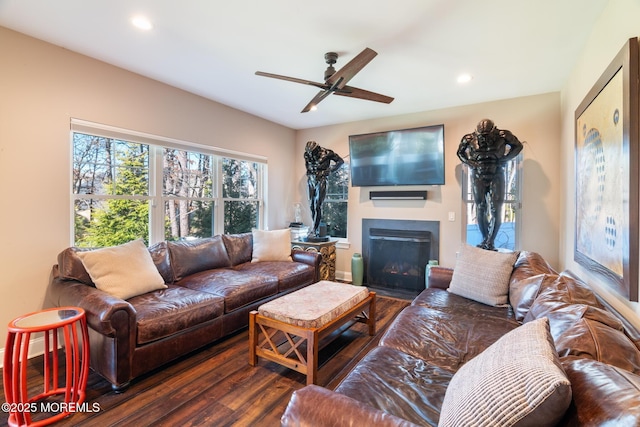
[249,281,376,385]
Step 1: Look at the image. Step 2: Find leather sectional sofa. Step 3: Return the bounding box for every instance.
[46,232,320,390]
[282,249,640,426]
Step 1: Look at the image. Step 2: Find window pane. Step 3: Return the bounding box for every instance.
[73,133,149,196]
[223,158,258,198]
[165,200,213,241]
[163,149,213,198]
[323,201,347,238]
[74,198,150,247]
[224,200,258,234]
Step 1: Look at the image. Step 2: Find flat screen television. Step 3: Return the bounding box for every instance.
[348,124,445,187]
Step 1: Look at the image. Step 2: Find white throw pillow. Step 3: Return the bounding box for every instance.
[438,317,572,427]
[251,229,292,262]
[77,239,167,300]
[448,244,518,306]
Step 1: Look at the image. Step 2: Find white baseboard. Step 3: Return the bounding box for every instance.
[0,336,47,369]
[336,270,351,283]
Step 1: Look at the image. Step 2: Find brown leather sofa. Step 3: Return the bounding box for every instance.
[282,251,640,426]
[46,233,320,390]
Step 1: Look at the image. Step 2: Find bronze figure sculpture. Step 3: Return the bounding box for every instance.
[457,119,523,250]
[304,141,344,241]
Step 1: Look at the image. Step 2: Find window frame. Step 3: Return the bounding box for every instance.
[70,119,267,246]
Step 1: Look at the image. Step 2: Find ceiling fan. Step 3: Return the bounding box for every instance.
[255,47,394,113]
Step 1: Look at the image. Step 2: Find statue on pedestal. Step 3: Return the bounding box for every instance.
[304,141,344,242]
[457,119,523,250]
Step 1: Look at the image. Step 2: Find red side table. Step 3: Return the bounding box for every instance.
[3,307,90,426]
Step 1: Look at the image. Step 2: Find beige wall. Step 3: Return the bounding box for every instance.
[295,92,562,275]
[560,0,640,326]
[0,27,297,346]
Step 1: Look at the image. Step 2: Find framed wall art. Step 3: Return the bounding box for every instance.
[574,37,639,301]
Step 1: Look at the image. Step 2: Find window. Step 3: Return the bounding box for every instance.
[71,122,266,247]
[462,156,521,250]
[73,134,151,247]
[324,162,349,238]
[222,157,262,234]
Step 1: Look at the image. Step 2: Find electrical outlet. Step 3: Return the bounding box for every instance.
[448,212,455,221]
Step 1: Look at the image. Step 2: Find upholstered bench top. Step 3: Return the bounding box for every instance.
[258,280,369,329]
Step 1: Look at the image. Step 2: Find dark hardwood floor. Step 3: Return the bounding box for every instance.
[1,296,409,427]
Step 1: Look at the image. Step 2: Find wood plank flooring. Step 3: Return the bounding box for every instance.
[1,296,409,427]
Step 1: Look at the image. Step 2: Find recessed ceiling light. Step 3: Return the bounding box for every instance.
[132,15,153,31]
[457,73,473,84]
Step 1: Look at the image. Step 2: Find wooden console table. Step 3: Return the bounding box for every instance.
[291,239,337,281]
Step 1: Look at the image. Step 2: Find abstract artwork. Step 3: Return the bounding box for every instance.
[574,38,639,301]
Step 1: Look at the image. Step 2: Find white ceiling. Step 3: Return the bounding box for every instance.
[0,0,608,130]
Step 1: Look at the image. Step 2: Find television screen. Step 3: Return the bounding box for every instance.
[348,124,445,186]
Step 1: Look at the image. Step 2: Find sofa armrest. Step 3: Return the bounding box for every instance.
[281,385,419,427]
[47,266,136,336]
[427,266,454,289]
[292,249,322,282]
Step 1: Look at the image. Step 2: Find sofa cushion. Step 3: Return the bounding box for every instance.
[234,261,315,292]
[439,317,572,427]
[148,241,174,284]
[251,229,292,262]
[77,239,167,300]
[335,345,453,427]
[177,268,278,313]
[57,246,95,285]
[509,251,557,285]
[524,274,611,341]
[412,287,515,321]
[130,284,225,345]
[168,236,231,281]
[379,304,520,372]
[509,273,558,321]
[556,317,640,374]
[560,359,640,425]
[221,232,253,266]
[448,244,518,306]
[524,274,602,321]
[534,304,623,344]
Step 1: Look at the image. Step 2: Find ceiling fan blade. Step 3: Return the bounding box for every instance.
[255,71,328,90]
[334,85,394,104]
[325,47,377,89]
[301,90,333,113]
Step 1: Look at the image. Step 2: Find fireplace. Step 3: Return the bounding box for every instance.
[362,219,440,297]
